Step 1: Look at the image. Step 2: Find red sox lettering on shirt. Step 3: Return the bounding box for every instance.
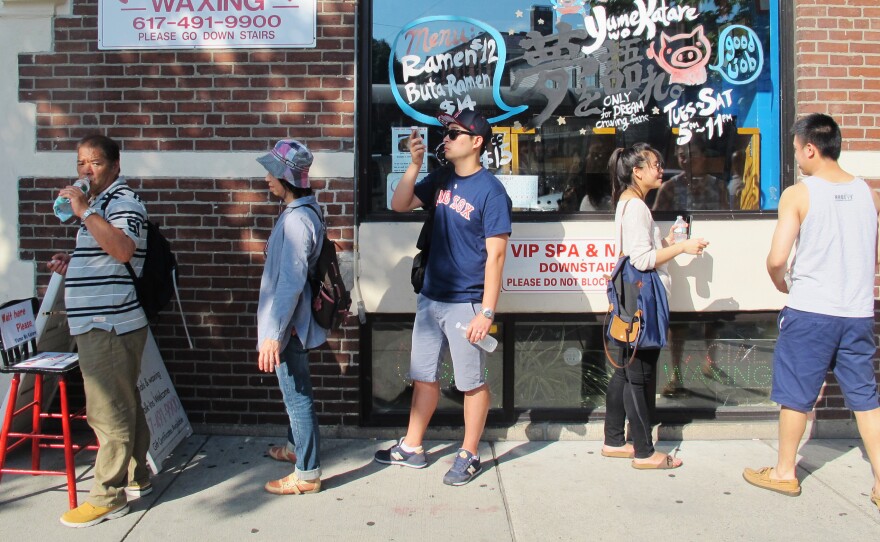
[437,189,474,220]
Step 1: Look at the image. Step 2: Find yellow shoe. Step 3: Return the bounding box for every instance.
[264,473,321,495]
[742,467,801,496]
[60,502,130,528]
[125,479,153,498]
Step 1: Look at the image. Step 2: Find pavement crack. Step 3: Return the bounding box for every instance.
[120,434,212,541]
[490,441,518,542]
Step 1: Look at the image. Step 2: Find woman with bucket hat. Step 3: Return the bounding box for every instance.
[255,139,327,494]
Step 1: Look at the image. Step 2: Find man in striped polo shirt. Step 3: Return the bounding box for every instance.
[47,134,151,528]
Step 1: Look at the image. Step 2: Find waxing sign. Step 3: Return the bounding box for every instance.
[99,0,316,49]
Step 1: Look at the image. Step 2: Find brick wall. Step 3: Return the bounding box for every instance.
[19,0,356,153]
[16,0,361,428]
[794,0,880,155]
[20,176,360,427]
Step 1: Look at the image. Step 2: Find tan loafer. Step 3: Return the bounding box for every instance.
[264,473,320,495]
[743,467,801,496]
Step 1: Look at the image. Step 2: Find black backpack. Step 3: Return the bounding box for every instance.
[101,189,179,322]
[303,205,351,331]
[125,220,177,321]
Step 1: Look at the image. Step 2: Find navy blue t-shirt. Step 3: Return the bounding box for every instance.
[413,167,512,303]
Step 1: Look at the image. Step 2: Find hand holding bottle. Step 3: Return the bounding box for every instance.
[672,215,688,243]
[455,321,498,352]
[53,179,90,222]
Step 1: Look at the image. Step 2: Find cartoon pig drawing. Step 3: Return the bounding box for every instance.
[552,0,588,16]
[647,26,712,86]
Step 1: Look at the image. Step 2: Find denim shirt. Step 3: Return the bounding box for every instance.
[257,196,327,351]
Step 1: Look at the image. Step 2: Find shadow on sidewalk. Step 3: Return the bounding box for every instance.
[0,445,97,510]
[796,435,865,485]
[320,442,461,489]
[491,439,553,466]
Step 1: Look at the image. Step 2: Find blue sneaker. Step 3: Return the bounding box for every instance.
[443,449,482,486]
[374,438,427,469]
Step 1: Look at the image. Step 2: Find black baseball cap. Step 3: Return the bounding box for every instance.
[437,110,492,143]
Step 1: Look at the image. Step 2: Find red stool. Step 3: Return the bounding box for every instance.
[0,297,96,509]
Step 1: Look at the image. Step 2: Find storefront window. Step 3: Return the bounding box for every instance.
[657,317,776,408]
[514,317,774,411]
[370,322,504,415]
[367,1,780,216]
[514,321,609,408]
[365,315,775,422]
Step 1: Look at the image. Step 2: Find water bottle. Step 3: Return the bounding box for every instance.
[53,179,90,223]
[672,215,688,243]
[455,321,498,353]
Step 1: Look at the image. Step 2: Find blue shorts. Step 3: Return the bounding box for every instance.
[409,295,487,392]
[772,307,879,412]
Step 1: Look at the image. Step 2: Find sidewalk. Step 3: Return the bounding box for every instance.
[0,435,878,541]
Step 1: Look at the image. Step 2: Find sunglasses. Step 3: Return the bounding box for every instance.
[444,129,476,141]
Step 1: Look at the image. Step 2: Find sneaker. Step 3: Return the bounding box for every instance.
[60,502,130,528]
[125,480,153,498]
[442,449,482,486]
[373,438,427,469]
[264,473,321,495]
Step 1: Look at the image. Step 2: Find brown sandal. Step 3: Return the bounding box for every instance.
[632,454,682,470]
[601,445,635,459]
[871,489,879,511]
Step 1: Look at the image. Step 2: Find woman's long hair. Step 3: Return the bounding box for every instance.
[609,143,661,204]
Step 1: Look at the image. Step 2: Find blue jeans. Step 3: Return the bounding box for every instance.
[275,337,321,479]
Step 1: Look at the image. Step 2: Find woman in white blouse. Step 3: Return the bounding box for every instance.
[601,143,708,469]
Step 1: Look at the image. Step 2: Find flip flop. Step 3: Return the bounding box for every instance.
[601,448,635,459]
[632,454,682,470]
[871,490,879,511]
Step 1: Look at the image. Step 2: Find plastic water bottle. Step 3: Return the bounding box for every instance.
[53,179,90,222]
[455,322,498,353]
[672,215,688,243]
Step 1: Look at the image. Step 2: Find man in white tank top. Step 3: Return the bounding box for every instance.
[742,114,880,510]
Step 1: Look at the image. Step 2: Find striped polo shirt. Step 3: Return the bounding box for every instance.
[64,177,148,336]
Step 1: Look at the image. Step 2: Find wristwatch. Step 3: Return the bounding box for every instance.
[81,209,97,222]
[480,308,494,320]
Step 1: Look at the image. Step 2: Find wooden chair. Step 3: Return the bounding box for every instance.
[0,297,95,509]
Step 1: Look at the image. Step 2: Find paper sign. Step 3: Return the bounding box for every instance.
[386,172,430,210]
[98,0,317,50]
[497,175,539,210]
[392,127,428,173]
[503,238,617,293]
[0,300,37,350]
[12,352,79,371]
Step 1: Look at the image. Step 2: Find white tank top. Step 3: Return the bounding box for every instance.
[787,176,877,317]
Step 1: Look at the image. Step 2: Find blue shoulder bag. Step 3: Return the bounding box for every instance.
[603,201,670,368]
